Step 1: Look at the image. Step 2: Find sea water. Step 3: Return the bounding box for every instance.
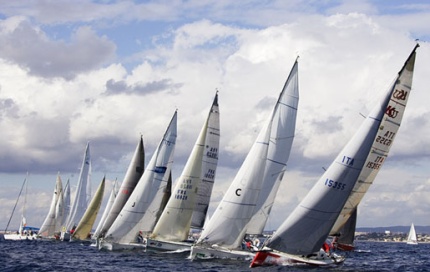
[0,240,429,271]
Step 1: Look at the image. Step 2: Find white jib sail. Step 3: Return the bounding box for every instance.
[197,59,299,249]
[105,111,177,244]
[39,174,63,237]
[268,45,418,256]
[66,142,92,231]
[151,94,219,242]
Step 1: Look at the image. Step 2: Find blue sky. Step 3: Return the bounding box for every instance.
[1,0,430,231]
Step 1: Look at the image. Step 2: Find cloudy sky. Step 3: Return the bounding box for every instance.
[1,0,430,232]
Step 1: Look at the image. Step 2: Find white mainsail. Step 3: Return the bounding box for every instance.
[97,137,145,238]
[151,93,220,242]
[72,177,106,240]
[267,45,418,256]
[66,142,92,231]
[61,179,70,228]
[196,59,299,249]
[191,94,221,229]
[93,179,118,239]
[104,111,177,244]
[38,174,64,237]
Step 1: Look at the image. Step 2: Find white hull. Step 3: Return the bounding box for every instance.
[190,245,255,260]
[97,239,147,251]
[146,238,192,252]
[406,241,418,245]
[250,249,345,267]
[4,233,38,241]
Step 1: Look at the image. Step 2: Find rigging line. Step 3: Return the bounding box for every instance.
[5,175,28,232]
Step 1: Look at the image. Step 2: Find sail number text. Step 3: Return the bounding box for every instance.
[324,178,346,190]
[366,155,385,170]
[175,179,192,200]
[204,168,216,179]
[375,130,395,147]
[206,147,218,159]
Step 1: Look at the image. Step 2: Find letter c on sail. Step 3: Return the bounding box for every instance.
[235,188,242,196]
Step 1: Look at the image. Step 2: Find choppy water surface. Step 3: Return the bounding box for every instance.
[0,240,429,271]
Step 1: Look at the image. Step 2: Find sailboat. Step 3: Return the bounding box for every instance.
[71,177,106,241]
[406,223,418,245]
[146,93,220,252]
[61,142,92,241]
[95,136,145,239]
[332,207,357,251]
[99,111,177,250]
[38,174,64,239]
[251,44,419,267]
[4,175,39,240]
[191,58,299,260]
